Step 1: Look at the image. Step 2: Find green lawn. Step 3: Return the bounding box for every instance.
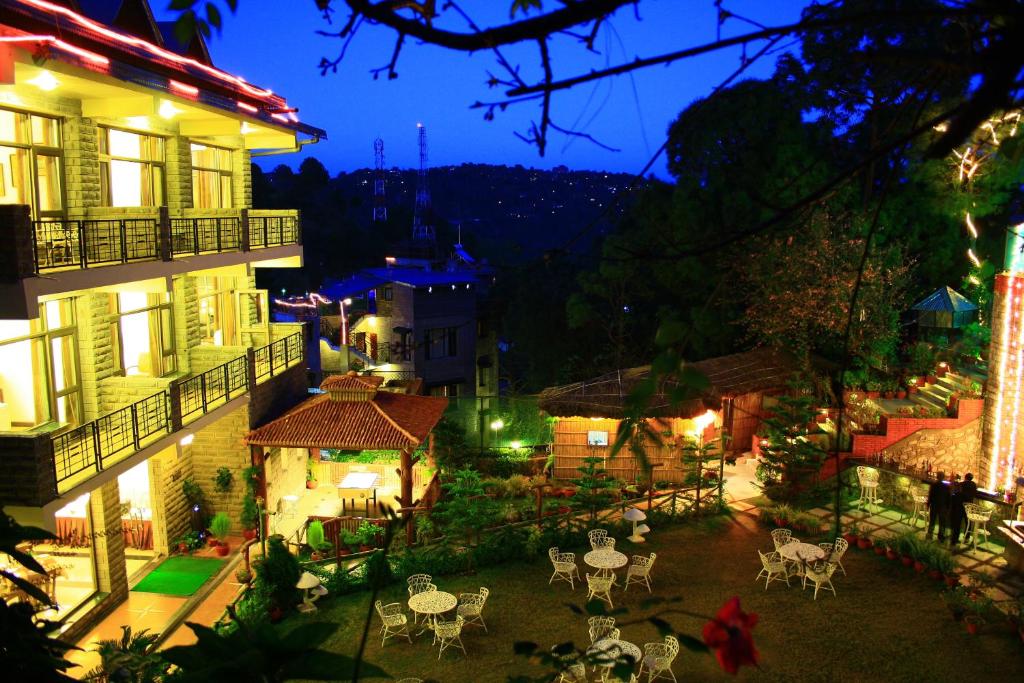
[294,511,1024,682]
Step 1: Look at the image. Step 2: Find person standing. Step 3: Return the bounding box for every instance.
[961,473,978,503]
[956,473,979,545]
[926,471,950,542]
[948,476,965,545]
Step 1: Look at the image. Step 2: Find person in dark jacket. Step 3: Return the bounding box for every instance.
[948,477,965,545]
[961,473,978,503]
[926,472,950,542]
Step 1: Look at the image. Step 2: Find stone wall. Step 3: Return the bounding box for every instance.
[166,136,194,213]
[882,418,983,477]
[265,446,306,516]
[189,345,249,374]
[172,275,201,371]
[148,444,192,554]
[249,361,309,429]
[76,293,116,421]
[0,433,56,506]
[98,376,175,414]
[185,403,251,532]
[90,478,128,601]
[62,117,101,214]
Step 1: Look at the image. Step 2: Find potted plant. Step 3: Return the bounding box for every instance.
[885,542,898,561]
[964,591,992,635]
[912,543,929,574]
[895,386,907,400]
[842,523,859,545]
[234,567,252,584]
[906,378,919,395]
[930,546,956,582]
[873,539,886,556]
[213,466,233,494]
[210,512,232,556]
[856,530,873,550]
[306,461,318,490]
[340,530,359,556]
[942,586,969,622]
[306,520,329,561]
[894,532,918,567]
[356,520,381,552]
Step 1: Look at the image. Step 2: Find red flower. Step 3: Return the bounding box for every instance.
[702,596,760,675]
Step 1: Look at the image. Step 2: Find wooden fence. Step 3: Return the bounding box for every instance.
[313,460,431,490]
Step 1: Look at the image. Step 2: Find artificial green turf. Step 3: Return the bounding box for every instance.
[132,556,225,596]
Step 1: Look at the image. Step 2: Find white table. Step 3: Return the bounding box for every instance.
[587,637,642,670]
[584,548,628,582]
[408,590,457,638]
[336,472,379,514]
[779,541,826,576]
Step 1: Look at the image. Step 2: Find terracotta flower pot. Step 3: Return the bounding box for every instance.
[873,545,886,556]
[928,569,943,581]
[965,619,980,635]
[243,529,257,541]
[914,560,926,573]
[886,549,898,561]
[896,390,907,399]
[215,543,230,556]
[178,542,188,553]
[842,533,857,544]
[901,555,914,567]
[306,480,318,490]
[207,537,219,547]
[857,537,872,550]
[775,518,789,528]
[269,606,284,623]
[944,574,960,588]
[907,386,918,395]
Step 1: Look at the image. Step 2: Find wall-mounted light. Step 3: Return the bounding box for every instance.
[241,122,257,135]
[158,99,181,119]
[28,70,59,91]
[179,433,194,446]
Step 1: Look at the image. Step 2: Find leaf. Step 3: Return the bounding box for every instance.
[550,641,576,656]
[277,621,337,652]
[564,602,583,615]
[677,633,711,653]
[205,2,223,31]
[648,616,673,636]
[173,11,197,44]
[226,0,239,11]
[584,600,608,616]
[169,0,198,8]
[513,640,539,655]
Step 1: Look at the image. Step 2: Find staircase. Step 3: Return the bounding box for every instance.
[911,368,987,414]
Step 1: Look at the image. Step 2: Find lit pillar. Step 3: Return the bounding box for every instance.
[981,227,1024,491]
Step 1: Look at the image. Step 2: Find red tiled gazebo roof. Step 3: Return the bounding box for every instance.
[245,389,448,451]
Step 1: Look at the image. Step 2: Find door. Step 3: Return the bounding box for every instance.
[235,289,270,347]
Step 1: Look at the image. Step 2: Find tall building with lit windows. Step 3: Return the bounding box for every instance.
[0,0,324,639]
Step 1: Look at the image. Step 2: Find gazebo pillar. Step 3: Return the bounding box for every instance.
[398,446,420,546]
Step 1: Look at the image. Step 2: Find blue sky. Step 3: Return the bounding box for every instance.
[155,1,811,175]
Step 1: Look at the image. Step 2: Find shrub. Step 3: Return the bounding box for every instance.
[356,520,384,547]
[209,512,231,541]
[213,467,233,494]
[256,535,301,610]
[362,550,394,587]
[306,520,329,552]
[233,582,272,629]
[504,474,533,498]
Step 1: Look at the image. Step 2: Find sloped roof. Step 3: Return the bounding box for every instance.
[245,390,448,450]
[538,348,799,419]
[912,286,978,313]
[320,373,384,391]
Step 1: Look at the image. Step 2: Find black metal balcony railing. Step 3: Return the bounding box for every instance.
[27,211,300,274]
[51,331,304,493]
[250,214,299,249]
[33,218,160,271]
[253,332,304,381]
[179,355,249,423]
[51,392,170,486]
[170,216,241,256]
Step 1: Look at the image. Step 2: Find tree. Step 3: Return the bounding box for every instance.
[83,627,168,683]
[432,467,496,546]
[570,456,617,523]
[755,388,829,503]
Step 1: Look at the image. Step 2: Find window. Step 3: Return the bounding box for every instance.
[196,276,236,346]
[424,327,458,360]
[587,431,609,447]
[0,107,63,218]
[0,297,81,431]
[110,292,175,377]
[190,143,233,209]
[383,286,393,301]
[100,128,165,207]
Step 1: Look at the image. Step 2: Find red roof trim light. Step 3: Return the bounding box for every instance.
[168,79,199,96]
[19,0,276,101]
[0,34,109,66]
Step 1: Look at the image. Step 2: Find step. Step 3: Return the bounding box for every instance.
[910,392,946,411]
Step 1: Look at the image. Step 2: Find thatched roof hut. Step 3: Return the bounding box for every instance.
[538,348,800,419]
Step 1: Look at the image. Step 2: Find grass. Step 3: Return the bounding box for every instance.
[291,511,1024,682]
[132,556,225,597]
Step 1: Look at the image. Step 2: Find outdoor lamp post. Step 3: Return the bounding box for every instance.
[340,298,352,345]
[624,507,650,543]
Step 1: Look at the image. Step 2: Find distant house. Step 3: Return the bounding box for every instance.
[538,349,800,482]
[318,247,498,398]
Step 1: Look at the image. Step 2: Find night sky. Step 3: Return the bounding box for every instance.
[154,1,811,176]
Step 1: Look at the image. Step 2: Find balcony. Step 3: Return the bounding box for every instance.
[21,208,300,275]
[50,330,305,497]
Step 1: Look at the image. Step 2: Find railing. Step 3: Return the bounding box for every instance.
[52,392,171,489]
[51,332,304,493]
[367,369,416,382]
[254,332,304,381]
[179,355,249,424]
[170,216,241,256]
[250,214,299,248]
[33,218,159,271]
[26,211,300,274]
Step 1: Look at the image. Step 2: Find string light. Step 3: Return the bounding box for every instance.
[0,34,109,65]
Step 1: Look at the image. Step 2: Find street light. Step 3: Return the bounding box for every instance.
[339,298,352,345]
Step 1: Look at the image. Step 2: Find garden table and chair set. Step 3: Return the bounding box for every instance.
[757,527,849,599]
[374,572,490,661]
[549,529,672,682]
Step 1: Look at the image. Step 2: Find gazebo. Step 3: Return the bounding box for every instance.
[911,286,979,331]
[245,373,447,544]
[538,348,799,481]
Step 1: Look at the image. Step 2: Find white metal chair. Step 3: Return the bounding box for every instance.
[638,634,679,682]
[907,487,929,527]
[588,616,618,644]
[965,503,993,550]
[770,528,793,552]
[624,553,656,592]
[826,537,848,576]
[755,550,790,590]
[589,528,616,550]
[856,465,881,510]
[550,547,581,589]
[457,586,489,632]
[586,572,615,609]
[374,600,412,646]
[802,561,838,599]
[434,614,467,659]
[407,574,436,623]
